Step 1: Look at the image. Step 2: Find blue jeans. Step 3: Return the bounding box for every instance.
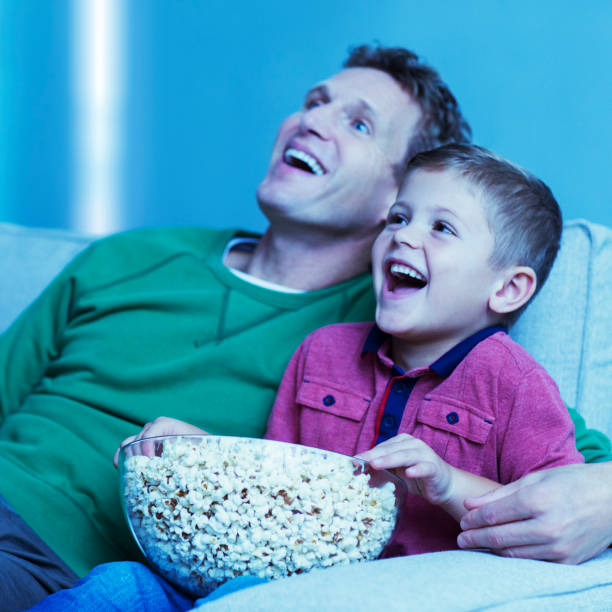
[26,561,268,611]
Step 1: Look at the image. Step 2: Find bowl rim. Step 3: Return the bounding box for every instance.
[119,434,408,492]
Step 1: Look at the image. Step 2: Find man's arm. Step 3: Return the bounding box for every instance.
[569,406,612,463]
[0,256,81,423]
[458,462,612,564]
[457,395,612,564]
[455,363,602,563]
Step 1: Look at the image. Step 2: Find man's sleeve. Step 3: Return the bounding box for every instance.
[568,406,612,463]
[0,254,82,423]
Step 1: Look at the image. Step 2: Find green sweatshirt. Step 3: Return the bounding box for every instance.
[0,227,376,576]
[0,226,608,577]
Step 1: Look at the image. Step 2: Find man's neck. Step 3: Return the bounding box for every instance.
[225,227,374,291]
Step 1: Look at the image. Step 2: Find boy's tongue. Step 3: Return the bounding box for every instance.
[388,262,427,293]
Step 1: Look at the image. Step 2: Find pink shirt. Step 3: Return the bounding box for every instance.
[265,322,583,556]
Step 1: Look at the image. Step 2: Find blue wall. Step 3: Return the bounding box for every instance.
[1,1,611,233]
[0,1,72,228]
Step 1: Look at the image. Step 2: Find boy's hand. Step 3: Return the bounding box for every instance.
[356,433,453,505]
[113,416,208,467]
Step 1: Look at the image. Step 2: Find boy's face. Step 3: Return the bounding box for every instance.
[371,168,506,355]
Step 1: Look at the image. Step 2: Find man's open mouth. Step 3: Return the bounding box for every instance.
[387,261,427,291]
[283,147,326,175]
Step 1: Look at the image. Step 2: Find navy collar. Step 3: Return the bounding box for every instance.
[362,324,507,378]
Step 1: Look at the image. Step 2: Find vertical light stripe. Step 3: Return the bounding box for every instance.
[72,0,123,234]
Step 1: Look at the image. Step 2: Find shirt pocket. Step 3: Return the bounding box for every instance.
[296,379,371,456]
[414,397,495,470]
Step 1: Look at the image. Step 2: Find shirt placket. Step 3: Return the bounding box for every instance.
[372,370,418,446]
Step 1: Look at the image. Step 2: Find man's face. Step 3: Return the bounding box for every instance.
[372,168,504,357]
[257,68,422,239]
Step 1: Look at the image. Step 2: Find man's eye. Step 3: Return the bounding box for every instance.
[304,98,324,110]
[433,221,455,235]
[352,119,370,134]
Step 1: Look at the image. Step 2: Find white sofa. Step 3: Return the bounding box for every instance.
[1,219,611,611]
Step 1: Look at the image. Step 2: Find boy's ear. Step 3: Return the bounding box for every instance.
[488,266,537,315]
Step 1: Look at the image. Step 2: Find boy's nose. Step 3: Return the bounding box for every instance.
[394,224,423,249]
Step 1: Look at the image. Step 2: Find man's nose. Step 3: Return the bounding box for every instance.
[298,104,334,140]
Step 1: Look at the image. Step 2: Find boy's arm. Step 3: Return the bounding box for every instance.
[357,434,500,522]
[457,366,601,563]
[263,339,309,443]
[438,467,500,521]
[496,366,584,485]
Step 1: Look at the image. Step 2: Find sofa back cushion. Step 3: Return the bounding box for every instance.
[0,222,93,333]
[511,219,612,439]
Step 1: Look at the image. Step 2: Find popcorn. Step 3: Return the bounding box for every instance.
[122,437,399,597]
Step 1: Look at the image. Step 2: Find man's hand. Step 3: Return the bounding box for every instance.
[356,434,453,505]
[458,462,612,564]
[113,416,208,467]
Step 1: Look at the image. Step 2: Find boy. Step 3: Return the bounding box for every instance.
[118,143,583,557]
[263,142,584,554]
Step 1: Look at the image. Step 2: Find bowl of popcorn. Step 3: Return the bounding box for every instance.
[119,435,406,597]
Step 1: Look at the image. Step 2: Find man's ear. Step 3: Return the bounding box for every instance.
[488,266,537,315]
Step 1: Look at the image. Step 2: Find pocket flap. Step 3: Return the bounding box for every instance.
[417,398,494,444]
[296,380,370,422]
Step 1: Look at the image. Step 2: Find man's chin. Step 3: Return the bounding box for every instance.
[256,180,323,217]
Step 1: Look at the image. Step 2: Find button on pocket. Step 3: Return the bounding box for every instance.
[296,380,370,422]
[417,399,494,444]
[446,411,459,425]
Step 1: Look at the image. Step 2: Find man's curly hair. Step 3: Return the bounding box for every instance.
[345,45,472,175]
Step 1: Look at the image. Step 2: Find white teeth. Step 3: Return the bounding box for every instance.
[390,263,427,283]
[284,148,325,176]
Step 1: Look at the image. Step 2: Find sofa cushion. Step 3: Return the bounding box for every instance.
[0,222,93,333]
[511,219,612,439]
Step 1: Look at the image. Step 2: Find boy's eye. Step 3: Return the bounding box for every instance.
[433,220,455,235]
[387,212,407,226]
[352,119,370,134]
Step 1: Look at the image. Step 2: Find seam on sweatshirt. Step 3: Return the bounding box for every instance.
[216,286,231,342]
[74,252,197,302]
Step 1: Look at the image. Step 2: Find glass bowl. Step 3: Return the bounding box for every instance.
[118,435,406,597]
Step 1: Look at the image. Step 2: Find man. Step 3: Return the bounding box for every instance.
[2,44,612,612]
[0,45,470,611]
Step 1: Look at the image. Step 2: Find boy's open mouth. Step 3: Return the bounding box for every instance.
[283,147,326,175]
[386,261,427,291]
